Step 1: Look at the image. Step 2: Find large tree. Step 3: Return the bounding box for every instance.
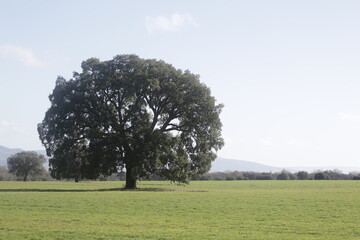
[38,55,223,188]
[7,151,46,181]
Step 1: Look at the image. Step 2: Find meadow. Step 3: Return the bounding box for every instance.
[0,180,359,240]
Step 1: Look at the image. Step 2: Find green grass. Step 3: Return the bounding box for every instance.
[0,181,360,239]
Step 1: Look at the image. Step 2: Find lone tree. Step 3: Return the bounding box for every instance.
[7,151,46,181]
[38,55,224,189]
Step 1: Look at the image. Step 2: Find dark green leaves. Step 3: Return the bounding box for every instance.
[7,151,46,181]
[38,54,224,184]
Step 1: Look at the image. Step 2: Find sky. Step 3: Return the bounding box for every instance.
[1,0,360,169]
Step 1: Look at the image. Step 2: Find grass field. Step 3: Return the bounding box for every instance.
[0,180,359,240]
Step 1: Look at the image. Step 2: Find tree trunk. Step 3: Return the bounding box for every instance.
[74,172,80,182]
[23,172,29,182]
[125,165,137,189]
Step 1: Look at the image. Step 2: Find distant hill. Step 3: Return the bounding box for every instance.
[0,145,46,166]
[0,145,291,173]
[211,157,282,172]
[0,145,23,165]
[1,145,281,172]
[1,145,358,173]
[211,157,360,173]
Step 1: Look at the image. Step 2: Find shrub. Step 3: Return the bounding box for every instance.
[256,173,274,180]
[226,176,236,180]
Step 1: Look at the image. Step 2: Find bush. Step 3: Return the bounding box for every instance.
[256,173,273,180]
[0,166,17,181]
[226,176,236,180]
[243,172,257,180]
[236,175,245,180]
[99,176,107,181]
[198,175,210,180]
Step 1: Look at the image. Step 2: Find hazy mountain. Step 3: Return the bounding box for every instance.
[0,145,46,166]
[1,145,358,173]
[211,157,282,172]
[211,157,360,173]
[1,145,281,172]
[0,145,23,165]
[1,145,277,171]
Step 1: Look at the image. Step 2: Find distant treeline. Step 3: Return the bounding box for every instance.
[117,169,360,181]
[193,170,360,181]
[0,166,53,181]
[1,166,360,181]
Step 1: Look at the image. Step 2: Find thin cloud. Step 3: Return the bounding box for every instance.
[0,44,47,67]
[145,13,198,33]
[261,139,273,146]
[0,120,10,126]
[284,140,301,146]
[0,120,27,134]
[338,112,360,121]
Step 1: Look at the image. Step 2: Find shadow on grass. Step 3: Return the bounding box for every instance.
[0,188,206,192]
[0,188,175,192]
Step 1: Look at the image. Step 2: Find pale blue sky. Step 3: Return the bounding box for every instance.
[1,0,360,168]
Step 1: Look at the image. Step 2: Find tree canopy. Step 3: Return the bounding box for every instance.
[7,151,46,181]
[38,54,224,188]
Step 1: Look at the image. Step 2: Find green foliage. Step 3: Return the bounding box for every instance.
[256,172,274,180]
[0,166,54,182]
[7,151,46,181]
[314,172,331,180]
[1,181,360,239]
[297,171,310,180]
[0,166,16,181]
[324,169,352,180]
[277,170,291,180]
[38,55,223,188]
[196,170,357,181]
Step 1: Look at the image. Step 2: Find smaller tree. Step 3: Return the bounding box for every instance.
[314,172,330,180]
[277,170,290,180]
[297,171,309,180]
[353,175,360,180]
[7,151,46,181]
[233,171,245,180]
